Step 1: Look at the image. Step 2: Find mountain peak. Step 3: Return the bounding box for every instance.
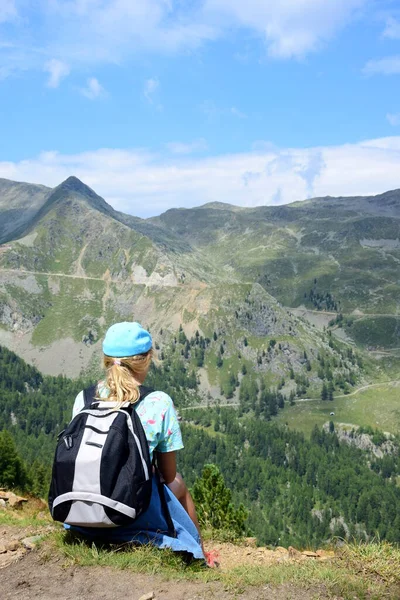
[57,176,97,198]
[28,176,118,226]
[198,201,238,211]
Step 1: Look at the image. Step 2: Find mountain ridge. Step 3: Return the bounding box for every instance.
[0,175,399,394]
[2,175,400,240]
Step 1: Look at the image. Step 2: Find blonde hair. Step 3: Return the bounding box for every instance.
[101,349,153,408]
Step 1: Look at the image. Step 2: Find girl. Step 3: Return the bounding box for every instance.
[70,321,217,567]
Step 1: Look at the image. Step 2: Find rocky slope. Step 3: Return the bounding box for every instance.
[0,176,398,381]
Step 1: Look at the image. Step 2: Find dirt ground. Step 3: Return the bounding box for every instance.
[0,525,336,600]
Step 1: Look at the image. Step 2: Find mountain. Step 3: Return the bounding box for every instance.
[0,178,50,244]
[149,190,400,314]
[0,176,398,417]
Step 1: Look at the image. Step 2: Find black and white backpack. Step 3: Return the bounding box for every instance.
[48,385,154,528]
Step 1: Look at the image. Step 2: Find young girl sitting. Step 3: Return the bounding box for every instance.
[68,321,217,566]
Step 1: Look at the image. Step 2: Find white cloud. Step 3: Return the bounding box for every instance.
[41,1,216,64]
[44,59,70,88]
[363,55,400,76]
[80,77,105,99]
[204,0,366,58]
[0,0,368,80]
[383,17,400,39]
[387,113,400,126]
[1,137,400,217]
[166,139,208,154]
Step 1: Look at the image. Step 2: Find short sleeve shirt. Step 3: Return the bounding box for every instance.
[72,385,184,460]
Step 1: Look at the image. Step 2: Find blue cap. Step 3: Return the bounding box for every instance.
[102,322,152,357]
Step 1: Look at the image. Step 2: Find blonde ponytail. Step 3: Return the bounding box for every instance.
[101,349,153,408]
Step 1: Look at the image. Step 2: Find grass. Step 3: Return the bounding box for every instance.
[340,541,400,588]
[2,501,400,598]
[347,316,400,349]
[0,497,52,527]
[48,531,400,599]
[31,278,106,346]
[275,382,400,436]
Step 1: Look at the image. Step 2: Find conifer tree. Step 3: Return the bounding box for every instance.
[0,430,28,490]
[192,464,248,536]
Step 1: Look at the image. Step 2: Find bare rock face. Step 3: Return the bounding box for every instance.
[324,424,397,458]
[82,328,98,346]
[0,302,38,332]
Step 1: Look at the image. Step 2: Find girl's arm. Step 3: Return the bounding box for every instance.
[155,450,177,484]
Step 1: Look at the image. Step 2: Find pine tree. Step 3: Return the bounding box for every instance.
[192,464,248,536]
[0,430,29,490]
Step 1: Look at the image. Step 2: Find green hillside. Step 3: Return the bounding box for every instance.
[149,197,400,315]
[2,345,400,551]
[0,176,399,415]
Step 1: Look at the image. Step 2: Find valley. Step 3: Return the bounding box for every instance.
[0,175,400,437]
[1,176,400,559]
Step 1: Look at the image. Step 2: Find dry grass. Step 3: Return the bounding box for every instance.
[339,541,400,587]
[52,531,400,599]
[2,504,399,599]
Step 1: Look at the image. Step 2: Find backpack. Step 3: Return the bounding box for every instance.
[48,384,154,528]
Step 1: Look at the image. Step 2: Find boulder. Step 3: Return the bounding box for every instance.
[0,491,13,499]
[316,549,335,559]
[5,540,20,552]
[22,535,43,550]
[288,546,302,559]
[8,494,28,508]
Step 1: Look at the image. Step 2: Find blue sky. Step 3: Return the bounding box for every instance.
[1,0,400,216]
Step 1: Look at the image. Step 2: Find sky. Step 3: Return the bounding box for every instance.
[0,0,400,216]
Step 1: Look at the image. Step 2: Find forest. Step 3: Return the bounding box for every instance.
[1,344,400,548]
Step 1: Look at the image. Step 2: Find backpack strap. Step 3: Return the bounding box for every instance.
[138,385,155,401]
[83,383,98,408]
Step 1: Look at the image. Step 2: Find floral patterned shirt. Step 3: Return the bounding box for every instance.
[72,384,184,460]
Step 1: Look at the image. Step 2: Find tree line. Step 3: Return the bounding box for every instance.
[1,344,400,548]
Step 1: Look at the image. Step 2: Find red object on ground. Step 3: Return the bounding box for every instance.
[204,549,220,568]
